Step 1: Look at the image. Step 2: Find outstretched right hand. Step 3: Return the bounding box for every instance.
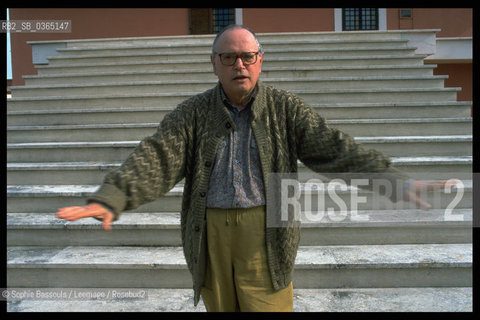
[56,203,114,231]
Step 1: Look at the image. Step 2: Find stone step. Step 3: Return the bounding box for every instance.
[7,102,472,126]
[44,46,416,66]
[6,243,472,288]
[23,65,437,86]
[356,135,471,157]
[296,88,459,104]
[6,135,472,165]
[33,55,427,75]
[314,101,472,120]
[7,118,471,143]
[7,162,120,185]
[6,87,460,111]
[7,208,472,246]
[387,156,472,180]
[5,287,472,312]
[30,29,435,48]
[10,76,449,98]
[54,38,411,57]
[328,117,471,136]
[6,180,472,213]
[6,157,473,185]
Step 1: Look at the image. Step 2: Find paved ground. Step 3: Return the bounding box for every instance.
[6,287,472,312]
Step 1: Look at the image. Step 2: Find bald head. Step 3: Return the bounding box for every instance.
[212,24,263,55]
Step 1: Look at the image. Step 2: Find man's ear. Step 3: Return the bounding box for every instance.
[210,55,218,76]
[258,52,264,74]
[259,52,264,65]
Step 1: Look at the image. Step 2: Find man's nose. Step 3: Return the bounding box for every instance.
[233,56,246,69]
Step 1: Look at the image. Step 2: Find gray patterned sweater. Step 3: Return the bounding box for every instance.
[87,81,408,306]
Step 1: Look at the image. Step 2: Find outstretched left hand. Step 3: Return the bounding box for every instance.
[403,179,460,210]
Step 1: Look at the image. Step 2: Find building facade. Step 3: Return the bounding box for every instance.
[8,8,472,103]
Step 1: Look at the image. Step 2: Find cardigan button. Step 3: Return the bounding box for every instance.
[205,161,212,167]
[215,131,222,137]
[225,122,231,129]
[194,225,200,232]
[200,191,206,197]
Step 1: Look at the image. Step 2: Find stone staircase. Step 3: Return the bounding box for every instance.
[6,30,472,312]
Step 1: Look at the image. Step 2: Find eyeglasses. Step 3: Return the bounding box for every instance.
[215,51,261,66]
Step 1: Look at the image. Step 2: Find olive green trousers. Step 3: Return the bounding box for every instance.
[200,206,293,312]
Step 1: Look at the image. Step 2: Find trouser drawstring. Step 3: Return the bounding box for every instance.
[225,210,240,226]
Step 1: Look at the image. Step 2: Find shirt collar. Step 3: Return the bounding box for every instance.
[220,84,258,113]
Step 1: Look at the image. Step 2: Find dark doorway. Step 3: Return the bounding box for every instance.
[190,8,235,34]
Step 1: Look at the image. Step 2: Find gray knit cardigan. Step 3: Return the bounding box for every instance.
[88,81,407,306]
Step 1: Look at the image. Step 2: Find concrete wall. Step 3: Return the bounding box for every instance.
[243,8,335,33]
[386,8,472,37]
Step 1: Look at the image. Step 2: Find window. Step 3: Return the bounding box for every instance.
[213,8,235,33]
[342,8,379,31]
[400,9,412,18]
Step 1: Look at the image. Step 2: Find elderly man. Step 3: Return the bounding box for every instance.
[57,24,453,312]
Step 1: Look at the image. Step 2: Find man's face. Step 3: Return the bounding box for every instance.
[211,28,263,104]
